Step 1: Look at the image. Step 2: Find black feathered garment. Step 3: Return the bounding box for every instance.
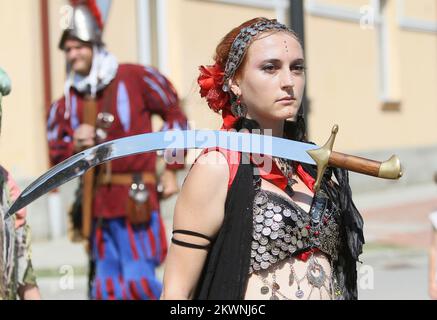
[193,152,365,300]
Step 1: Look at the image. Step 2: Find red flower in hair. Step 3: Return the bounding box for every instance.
[198,63,229,112]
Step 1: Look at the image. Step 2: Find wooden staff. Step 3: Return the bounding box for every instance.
[81,97,97,239]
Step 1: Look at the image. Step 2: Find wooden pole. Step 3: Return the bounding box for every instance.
[81,98,97,239]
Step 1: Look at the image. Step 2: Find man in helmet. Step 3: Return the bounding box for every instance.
[0,68,41,300]
[47,4,188,300]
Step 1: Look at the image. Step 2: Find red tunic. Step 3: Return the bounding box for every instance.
[47,64,188,219]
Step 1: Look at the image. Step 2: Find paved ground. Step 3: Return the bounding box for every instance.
[31,182,437,300]
[358,246,429,300]
[355,183,437,300]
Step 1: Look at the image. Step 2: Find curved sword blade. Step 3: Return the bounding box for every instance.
[6,130,316,217]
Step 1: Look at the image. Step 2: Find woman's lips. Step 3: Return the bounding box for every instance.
[276,97,295,104]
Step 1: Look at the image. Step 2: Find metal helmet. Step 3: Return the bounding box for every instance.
[59,4,103,50]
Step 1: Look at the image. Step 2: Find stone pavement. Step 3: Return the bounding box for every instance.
[354,182,437,300]
[358,246,429,300]
[30,182,437,300]
[31,236,88,300]
[354,182,437,248]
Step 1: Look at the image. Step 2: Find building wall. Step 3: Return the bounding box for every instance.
[165,0,277,131]
[0,0,48,178]
[49,0,69,107]
[305,12,381,151]
[398,0,437,148]
[306,0,437,152]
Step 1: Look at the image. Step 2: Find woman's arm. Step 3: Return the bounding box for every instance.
[18,284,41,300]
[15,224,41,300]
[161,151,229,299]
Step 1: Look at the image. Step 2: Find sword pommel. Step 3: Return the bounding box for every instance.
[378,155,403,179]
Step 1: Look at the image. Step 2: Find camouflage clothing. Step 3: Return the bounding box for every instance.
[0,166,37,300]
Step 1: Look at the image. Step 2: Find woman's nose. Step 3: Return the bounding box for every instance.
[280,70,295,90]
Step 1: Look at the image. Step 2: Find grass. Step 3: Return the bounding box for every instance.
[363,242,428,258]
[363,242,407,251]
[34,265,88,278]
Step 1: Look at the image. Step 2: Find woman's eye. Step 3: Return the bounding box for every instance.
[291,64,306,74]
[262,64,277,73]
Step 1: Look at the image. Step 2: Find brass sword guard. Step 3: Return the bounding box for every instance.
[307,125,339,192]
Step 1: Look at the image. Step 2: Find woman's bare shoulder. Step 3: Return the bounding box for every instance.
[185,150,230,188]
[174,151,230,236]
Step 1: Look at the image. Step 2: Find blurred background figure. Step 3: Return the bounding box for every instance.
[429,211,437,299]
[429,173,437,299]
[0,67,41,300]
[46,0,188,300]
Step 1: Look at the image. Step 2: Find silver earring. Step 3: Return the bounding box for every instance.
[231,96,247,118]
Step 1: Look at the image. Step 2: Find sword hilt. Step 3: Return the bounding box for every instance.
[329,152,402,179]
[307,125,338,192]
[307,125,403,192]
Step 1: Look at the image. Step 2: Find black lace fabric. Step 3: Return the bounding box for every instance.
[301,163,365,299]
